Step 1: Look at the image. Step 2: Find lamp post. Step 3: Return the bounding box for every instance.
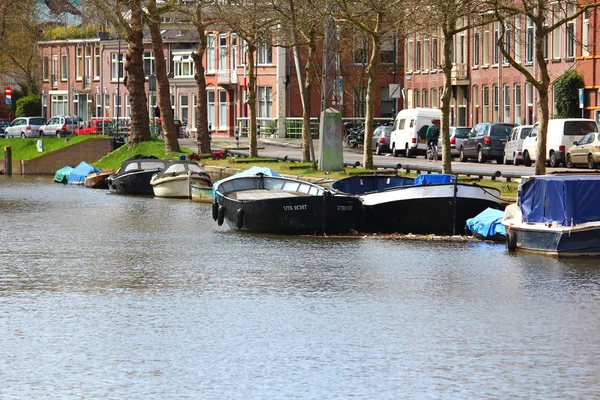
[116,38,121,141]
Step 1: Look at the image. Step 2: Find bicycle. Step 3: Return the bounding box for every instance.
[426,141,438,162]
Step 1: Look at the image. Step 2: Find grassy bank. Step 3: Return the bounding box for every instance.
[92,138,193,170]
[0,136,93,160]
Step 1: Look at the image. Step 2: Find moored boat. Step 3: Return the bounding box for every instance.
[53,165,74,184]
[150,160,212,198]
[107,155,167,195]
[503,174,600,257]
[68,161,101,186]
[331,174,502,234]
[190,182,214,203]
[84,171,111,189]
[213,173,360,234]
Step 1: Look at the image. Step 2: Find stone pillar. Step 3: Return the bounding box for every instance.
[318,108,344,171]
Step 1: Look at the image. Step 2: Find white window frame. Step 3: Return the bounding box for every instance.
[257,42,272,65]
[218,90,227,129]
[76,47,83,79]
[61,54,68,81]
[514,84,522,124]
[144,51,155,77]
[207,90,215,128]
[174,53,194,77]
[503,84,510,123]
[207,34,215,72]
[111,53,124,81]
[230,33,237,69]
[218,33,227,70]
[94,47,100,80]
[257,86,272,118]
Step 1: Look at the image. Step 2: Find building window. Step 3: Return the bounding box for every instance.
[207,34,215,71]
[125,93,130,118]
[423,90,429,108]
[355,36,368,65]
[526,83,533,124]
[472,85,479,123]
[483,85,489,121]
[473,33,479,66]
[218,91,227,129]
[218,34,227,70]
[380,86,394,117]
[51,56,58,87]
[566,20,575,58]
[354,87,366,117]
[415,40,421,70]
[43,56,49,80]
[431,88,437,108]
[503,84,510,122]
[111,53,124,81]
[381,36,395,64]
[458,33,466,64]
[504,23,511,63]
[230,33,237,69]
[76,47,83,79]
[174,54,194,77]
[526,18,533,62]
[239,38,247,66]
[493,85,499,121]
[423,39,430,71]
[207,90,215,128]
[257,42,272,65]
[113,93,122,118]
[180,95,189,125]
[61,55,68,81]
[415,90,420,107]
[257,86,272,118]
[94,47,100,79]
[493,26,499,64]
[51,95,68,116]
[515,16,522,62]
[432,39,437,69]
[483,26,490,65]
[514,84,522,124]
[144,52,155,76]
[583,12,590,56]
[406,40,414,71]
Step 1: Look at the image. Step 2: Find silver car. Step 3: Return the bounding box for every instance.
[503,125,533,165]
[4,116,46,138]
[39,115,80,137]
[372,125,392,155]
[437,126,471,156]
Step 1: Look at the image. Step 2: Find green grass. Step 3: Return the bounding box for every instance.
[92,138,193,170]
[0,136,93,160]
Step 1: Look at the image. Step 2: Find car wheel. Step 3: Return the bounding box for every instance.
[496,156,504,165]
[57,132,62,138]
[549,152,559,168]
[588,154,597,169]
[392,144,399,157]
[566,154,574,168]
[503,154,510,165]
[477,148,486,163]
[459,147,467,162]
[21,133,25,138]
[376,143,382,155]
[524,151,532,167]
[405,144,413,158]
[39,131,43,137]
[513,154,520,166]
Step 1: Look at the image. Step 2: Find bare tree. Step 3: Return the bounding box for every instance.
[333,0,403,169]
[492,0,600,175]
[215,0,278,158]
[147,0,180,152]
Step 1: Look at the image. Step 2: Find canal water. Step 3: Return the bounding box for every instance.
[1,176,600,399]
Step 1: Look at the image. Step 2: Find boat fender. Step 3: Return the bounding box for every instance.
[212,201,219,221]
[236,208,244,229]
[217,205,225,226]
[506,229,517,252]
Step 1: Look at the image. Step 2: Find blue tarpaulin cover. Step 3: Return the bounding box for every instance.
[414,174,455,185]
[519,175,600,226]
[331,175,414,194]
[53,165,74,183]
[466,207,507,238]
[68,161,101,184]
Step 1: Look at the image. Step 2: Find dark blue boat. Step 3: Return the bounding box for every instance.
[503,175,600,257]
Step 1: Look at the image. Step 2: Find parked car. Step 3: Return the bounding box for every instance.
[372,125,392,155]
[39,115,80,137]
[459,122,516,164]
[4,116,46,138]
[0,119,10,138]
[566,132,600,169]
[438,126,471,157]
[75,119,113,135]
[521,119,599,167]
[502,125,533,165]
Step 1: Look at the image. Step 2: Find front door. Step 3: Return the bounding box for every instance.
[78,94,88,121]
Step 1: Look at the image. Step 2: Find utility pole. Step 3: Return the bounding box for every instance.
[318,8,344,172]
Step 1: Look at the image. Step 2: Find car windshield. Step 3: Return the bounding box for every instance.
[97,121,111,128]
[382,126,392,136]
[453,128,470,138]
[29,118,46,125]
[490,124,514,137]
[564,121,598,136]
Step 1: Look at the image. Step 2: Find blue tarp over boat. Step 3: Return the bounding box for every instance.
[68,161,101,185]
[519,175,600,226]
[330,175,414,194]
[414,174,455,185]
[53,165,74,183]
[466,207,507,238]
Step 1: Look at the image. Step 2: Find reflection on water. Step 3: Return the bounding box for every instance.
[1,176,600,398]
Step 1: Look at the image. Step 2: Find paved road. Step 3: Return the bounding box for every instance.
[180,137,571,177]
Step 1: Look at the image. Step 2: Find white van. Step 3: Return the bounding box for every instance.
[390,108,442,158]
[521,119,599,167]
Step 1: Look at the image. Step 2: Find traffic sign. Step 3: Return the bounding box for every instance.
[5,86,11,97]
[579,88,584,109]
[389,84,401,98]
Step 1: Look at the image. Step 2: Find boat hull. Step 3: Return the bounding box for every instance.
[358,183,501,234]
[108,170,158,195]
[152,174,212,198]
[217,194,360,235]
[84,172,110,189]
[505,223,600,257]
[190,183,214,203]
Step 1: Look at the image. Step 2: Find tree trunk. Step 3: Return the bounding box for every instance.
[147,0,179,153]
[301,42,316,164]
[191,20,211,156]
[124,0,150,145]
[534,24,551,176]
[363,29,380,170]
[440,27,455,175]
[246,42,258,158]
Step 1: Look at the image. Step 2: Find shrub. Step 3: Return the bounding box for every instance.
[553,70,584,118]
[15,94,41,117]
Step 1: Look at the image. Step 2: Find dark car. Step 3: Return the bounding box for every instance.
[0,119,9,138]
[459,122,516,164]
[372,125,392,155]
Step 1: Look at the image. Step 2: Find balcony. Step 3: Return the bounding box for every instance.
[451,63,469,86]
[217,69,238,87]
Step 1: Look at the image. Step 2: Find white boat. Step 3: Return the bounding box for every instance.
[150,160,212,198]
[503,174,600,257]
